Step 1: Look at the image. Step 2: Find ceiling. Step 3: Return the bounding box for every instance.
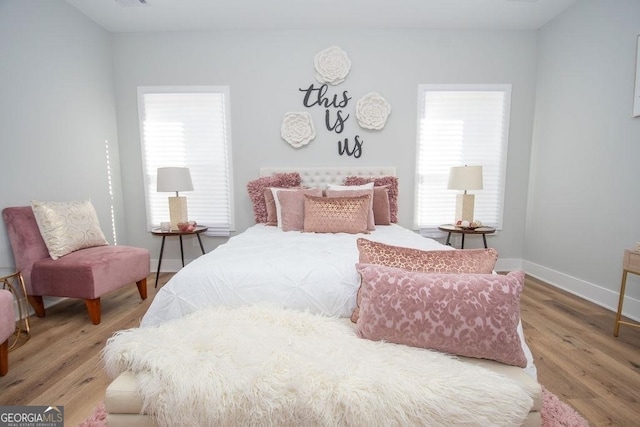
[64,0,577,33]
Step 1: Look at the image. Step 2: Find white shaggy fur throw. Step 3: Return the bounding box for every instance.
[103,305,533,426]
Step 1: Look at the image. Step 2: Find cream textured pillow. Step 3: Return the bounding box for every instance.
[351,239,498,322]
[31,200,109,260]
[356,264,527,368]
[303,195,370,234]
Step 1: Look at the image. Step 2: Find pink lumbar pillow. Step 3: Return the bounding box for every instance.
[355,263,527,368]
[351,239,498,322]
[325,188,375,231]
[303,195,371,234]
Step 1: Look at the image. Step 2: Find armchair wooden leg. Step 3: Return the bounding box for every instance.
[0,339,9,376]
[136,278,148,300]
[85,298,101,325]
[27,295,46,318]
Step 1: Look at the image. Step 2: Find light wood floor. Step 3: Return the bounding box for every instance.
[0,273,638,426]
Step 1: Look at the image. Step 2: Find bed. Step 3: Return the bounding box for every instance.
[104,167,542,426]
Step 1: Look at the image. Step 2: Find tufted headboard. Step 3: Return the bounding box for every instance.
[259,166,396,188]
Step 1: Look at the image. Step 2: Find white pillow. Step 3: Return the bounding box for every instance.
[31,200,109,260]
[326,182,375,191]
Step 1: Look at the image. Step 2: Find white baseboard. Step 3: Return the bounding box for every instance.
[523,260,640,323]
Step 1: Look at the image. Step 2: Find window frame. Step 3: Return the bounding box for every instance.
[137,85,234,237]
[413,83,512,233]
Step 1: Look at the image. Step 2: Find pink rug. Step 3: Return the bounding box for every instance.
[541,386,589,427]
[80,387,589,426]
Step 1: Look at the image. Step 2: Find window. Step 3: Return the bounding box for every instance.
[414,84,511,232]
[138,86,234,236]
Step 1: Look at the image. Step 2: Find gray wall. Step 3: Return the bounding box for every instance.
[0,0,125,268]
[3,0,638,320]
[526,0,640,319]
[112,29,538,266]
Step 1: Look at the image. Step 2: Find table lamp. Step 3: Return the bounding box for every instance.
[157,167,194,231]
[448,165,483,224]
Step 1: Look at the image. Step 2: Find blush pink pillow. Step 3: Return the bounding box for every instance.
[351,239,498,322]
[246,173,301,223]
[343,176,398,223]
[303,195,370,234]
[325,188,375,231]
[264,188,278,226]
[355,264,527,368]
[372,186,391,225]
[276,188,323,231]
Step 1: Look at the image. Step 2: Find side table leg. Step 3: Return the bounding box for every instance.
[155,236,166,288]
[614,270,628,337]
[197,234,206,255]
[445,232,452,246]
[482,234,488,248]
[179,236,185,267]
[461,233,465,249]
[16,273,30,340]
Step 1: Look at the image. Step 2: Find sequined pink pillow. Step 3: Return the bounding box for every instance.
[351,239,498,322]
[325,188,375,230]
[343,176,398,223]
[303,195,370,234]
[246,173,301,223]
[355,264,527,368]
[357,239,498,273]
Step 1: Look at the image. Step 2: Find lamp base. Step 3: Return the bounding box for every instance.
[455,193,475,223]
[168,196,188,231]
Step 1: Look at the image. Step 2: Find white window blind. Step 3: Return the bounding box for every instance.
[138,86,234,236]
[414,84,511,231]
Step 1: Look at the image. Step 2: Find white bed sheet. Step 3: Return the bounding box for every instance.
[141,223,537,379]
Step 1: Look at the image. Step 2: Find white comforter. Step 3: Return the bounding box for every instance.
[141,223,537,379]
[141,224,448,328]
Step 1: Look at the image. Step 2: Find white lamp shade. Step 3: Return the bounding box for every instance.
[447,165,483,191]
[157,167,194,193]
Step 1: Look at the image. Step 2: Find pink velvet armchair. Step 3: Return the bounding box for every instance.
[2,206,150,325]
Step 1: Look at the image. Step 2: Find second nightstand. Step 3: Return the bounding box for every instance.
[438,224,496,249]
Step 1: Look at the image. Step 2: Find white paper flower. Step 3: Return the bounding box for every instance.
[314,46,351,86]
[281,112,316,148]
[356,92,391,130]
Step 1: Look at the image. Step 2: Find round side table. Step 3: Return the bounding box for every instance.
[151,226,209,288]
[0,268,31,349]
[438,224,496,249]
